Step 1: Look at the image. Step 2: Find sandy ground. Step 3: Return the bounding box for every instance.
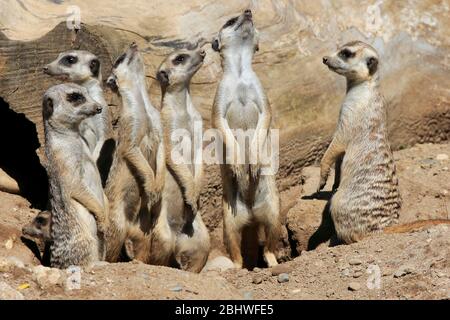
[0,143,449,300]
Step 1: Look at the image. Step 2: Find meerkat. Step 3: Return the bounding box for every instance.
[22,210,52,265]
[211,10,281,269]
[43,83,109,268]
[104,43,165,262]
[318,41,402,244]
[119,44,211,271]
[44,50,115,187]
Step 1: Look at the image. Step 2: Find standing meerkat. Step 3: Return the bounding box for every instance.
[319,41,401,244]
[211,10,281,269]
[104,43,165,262]
[43,83,109,268]
[44,51,115,186]
[155,43,210,272]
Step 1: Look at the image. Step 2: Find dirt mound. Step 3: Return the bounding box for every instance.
[0,142,448,300]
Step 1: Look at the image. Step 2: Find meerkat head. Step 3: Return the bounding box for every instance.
[22,211,52,242]
[106,42,144,92]
[42,83,102,127]
[211,9,259,55]
[156,44,206,89]
[43,50,101,83]
[323,41,379,83]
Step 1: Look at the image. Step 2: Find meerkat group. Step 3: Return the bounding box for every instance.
[21,9,449,271]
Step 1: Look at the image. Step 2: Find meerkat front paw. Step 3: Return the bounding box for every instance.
[317,172,328,193]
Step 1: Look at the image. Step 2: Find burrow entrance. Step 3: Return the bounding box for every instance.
[0,97,48,209]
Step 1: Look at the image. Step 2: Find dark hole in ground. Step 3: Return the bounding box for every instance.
[0,97,48,209]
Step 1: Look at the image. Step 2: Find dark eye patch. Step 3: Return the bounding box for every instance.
[173,54,188,65]
[223,17,238,28]
[35,216,48,226]
[113,53,126,68]
[66,92,86,105]
[339,49,355,60]
[60,55,78,66]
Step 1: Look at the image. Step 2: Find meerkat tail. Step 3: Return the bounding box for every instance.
[384,219,450,234]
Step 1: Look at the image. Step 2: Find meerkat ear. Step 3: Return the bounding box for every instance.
[212,37,221,52]
[89,58,100,78]
[42,97,54,119]
[157,69,170,85]
[367,57,378,76]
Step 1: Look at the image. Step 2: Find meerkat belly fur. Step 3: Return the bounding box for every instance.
[44,50,115,187]
[319,41,401,244]
[104,43,165,262]
[211,10,281,269]
[43,84,109,268]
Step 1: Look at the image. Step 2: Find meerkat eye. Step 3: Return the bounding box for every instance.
[61,55,78,66]
[173,54,188,65]
[66,92,86,104]
[35,217,47,225]
[224,17,238,28]
[339,49,355,60]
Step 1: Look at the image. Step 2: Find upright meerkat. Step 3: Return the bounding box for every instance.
[43,83,109,268]
[155,43,210,272]
[44,51,115,186]
[319,41,401,244]
[211,10,281,269]
[104,43,165,262]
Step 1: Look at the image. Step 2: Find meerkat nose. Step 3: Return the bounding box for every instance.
[199,50,206,57]
[323,57,329,65]
[43,66,49,74]
[96,106,103,114]
[244,9,252,18]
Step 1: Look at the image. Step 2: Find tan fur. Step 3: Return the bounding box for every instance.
[212,10,281,269]
[104,43,165,262]
[384,219,450,234]
[320,41,401,244]
[43,83,109,268]
[153,43,210,272]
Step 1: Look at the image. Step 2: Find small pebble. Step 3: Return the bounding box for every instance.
[243,291,253,300]
[353,271,364,278]
[349,258,362,266]
[277,273,290,283]
[394,266,414,278]
[436,154,449,161]
[348,282,361,291]
[252,276,263,284]
[271,264,293,276]
[170,285,183,292]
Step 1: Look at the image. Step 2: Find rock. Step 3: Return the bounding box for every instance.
[32,265,62,289]
[348,282,361,291]
[0,282,24,300]
[170,285,183,292]
[201,256,235,273]
[277,273,290,283]
[271,264,293,276]
[253,267,262,273]
[252,276,263,285]
[0,256,25,272]
[353,271,364,278]
[349,258,362,266]
[341,269,351,277]
[243,291,253,300]
[394,266,415,278]
[4,238,13,250]
[436,154,449,161]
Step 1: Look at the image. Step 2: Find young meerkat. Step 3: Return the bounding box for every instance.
[43,83,109,268]
[104,43,165,262]
[211,10,281,269]
[44,50,114,186]
[22,210,52,265]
